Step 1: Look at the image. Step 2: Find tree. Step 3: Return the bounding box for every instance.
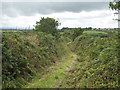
[34,17,60,36]
[109,0,120,21]
[109,0,120,10]
[72,28,84,41]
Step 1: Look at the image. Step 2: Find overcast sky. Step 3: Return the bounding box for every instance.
[1,1,118,29]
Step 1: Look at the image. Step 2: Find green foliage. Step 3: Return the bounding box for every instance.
[2,29,119,88]
[59,30,119,88]
[34,17,60,36]
[109,1,120,10]
[109,0,120,21]
[72,28,84,41]
[62,28,84,41]
[2,31,66,88]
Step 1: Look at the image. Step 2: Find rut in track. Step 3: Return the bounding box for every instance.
[24,43,78,88]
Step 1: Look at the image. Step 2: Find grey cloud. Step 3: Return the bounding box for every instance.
[2,2,109,17]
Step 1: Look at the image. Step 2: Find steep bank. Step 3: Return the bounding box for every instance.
[58,30,119,88]
[2,31,67,88]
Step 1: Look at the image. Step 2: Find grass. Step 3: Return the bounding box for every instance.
[24,48,77,88]
[83,31,108,35]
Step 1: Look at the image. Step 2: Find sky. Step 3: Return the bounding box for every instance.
[0,0,118,29]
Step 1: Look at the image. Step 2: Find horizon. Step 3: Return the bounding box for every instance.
[0,27,118,30]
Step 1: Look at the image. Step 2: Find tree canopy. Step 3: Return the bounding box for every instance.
[109,0,120,21]
[34,17,60,36]
[109,0,120,10]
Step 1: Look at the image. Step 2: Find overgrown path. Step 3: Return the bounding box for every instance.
[24,44,78,88]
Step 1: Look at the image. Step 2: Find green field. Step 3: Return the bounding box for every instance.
[83,30,108,34]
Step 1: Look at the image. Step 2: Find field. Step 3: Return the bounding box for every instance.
[1,29,120,88]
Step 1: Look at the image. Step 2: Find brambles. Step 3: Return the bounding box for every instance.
[2,31,66,88]
[59,30,119,88]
